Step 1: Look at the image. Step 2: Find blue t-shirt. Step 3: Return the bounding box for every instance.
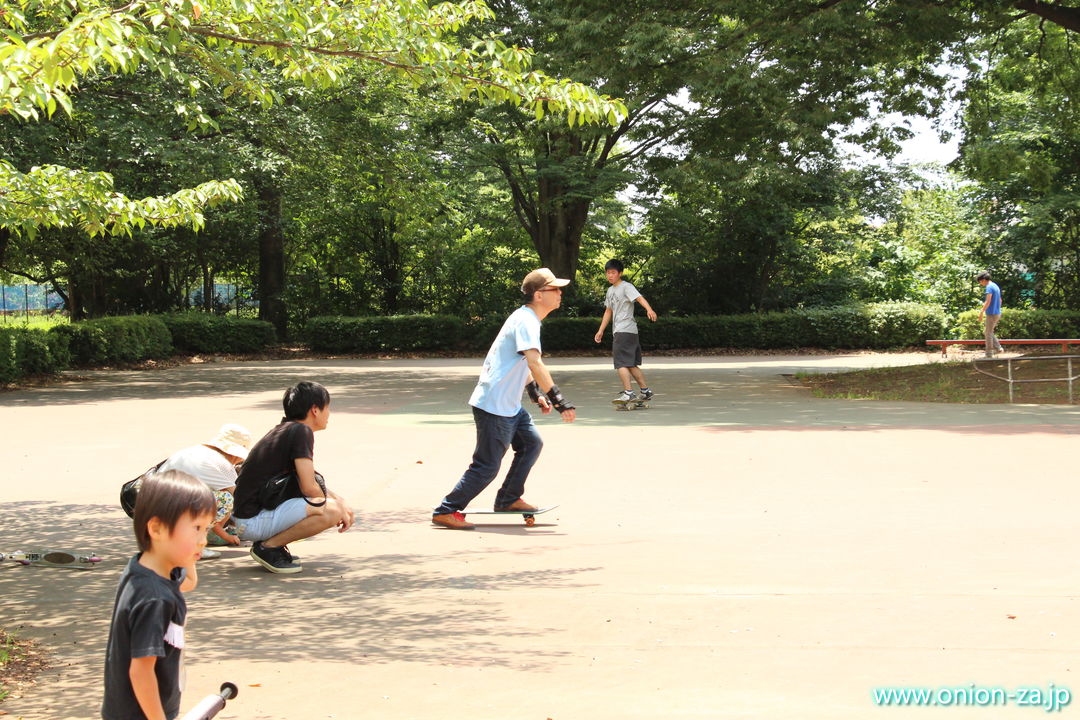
[984,281,1001,315]
[469,306,542,417]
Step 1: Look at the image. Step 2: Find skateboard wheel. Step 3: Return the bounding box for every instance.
[524,515,535,526]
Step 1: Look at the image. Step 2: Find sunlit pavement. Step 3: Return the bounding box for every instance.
[2,353,1076,719]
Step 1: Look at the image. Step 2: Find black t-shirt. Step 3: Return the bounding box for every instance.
[233,420,314,519]
[102,555,186,720]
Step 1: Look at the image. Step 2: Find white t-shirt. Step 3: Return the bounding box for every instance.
[605,281,642,334]
[158,444,238,491]
[469,305,542,417]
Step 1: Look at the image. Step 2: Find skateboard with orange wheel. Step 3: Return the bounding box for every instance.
[461,505,559,526]
[612,395,652,411]
[0,550,102,569]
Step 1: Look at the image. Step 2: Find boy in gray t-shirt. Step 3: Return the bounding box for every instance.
[593,259,658,404]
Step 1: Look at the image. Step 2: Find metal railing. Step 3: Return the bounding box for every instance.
[972,354,1080,403]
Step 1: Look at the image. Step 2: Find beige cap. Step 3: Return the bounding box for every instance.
[521,267,571,296]
[204,423,252,460]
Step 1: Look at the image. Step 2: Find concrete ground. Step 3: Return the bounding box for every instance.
[1,352,1079,719]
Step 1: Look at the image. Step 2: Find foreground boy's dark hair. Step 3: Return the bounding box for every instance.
[977,271,991,281]
[282,381,330,420]
[605,259,624,273]
[133,471,216,551]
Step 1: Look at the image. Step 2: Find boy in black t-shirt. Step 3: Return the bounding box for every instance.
[103,471,215,720]
[232,381,355,574]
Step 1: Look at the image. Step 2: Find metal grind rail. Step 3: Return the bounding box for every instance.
[972,354,1080,403]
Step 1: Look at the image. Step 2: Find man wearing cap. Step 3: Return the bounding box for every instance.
[432,268,578,530]
[155,423,252,558]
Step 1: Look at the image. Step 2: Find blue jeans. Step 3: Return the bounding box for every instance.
[434,406,543,515]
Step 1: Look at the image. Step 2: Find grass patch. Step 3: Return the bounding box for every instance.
[799,355,1080,404]
[0,313,68,329]
[0,628,48,704]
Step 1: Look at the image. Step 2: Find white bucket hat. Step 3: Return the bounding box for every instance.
[204,424,252,460]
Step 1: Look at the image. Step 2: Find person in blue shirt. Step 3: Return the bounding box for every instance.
[977,271,1003,358]
[431,268,577,530]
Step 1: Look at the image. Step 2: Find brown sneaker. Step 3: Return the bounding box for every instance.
[494,499,538,513]
[432,511,475,530]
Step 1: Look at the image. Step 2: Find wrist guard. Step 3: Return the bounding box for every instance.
[545,384,575,413]
[526,381,542,405]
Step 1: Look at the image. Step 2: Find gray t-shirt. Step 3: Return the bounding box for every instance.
[605,281,642,334]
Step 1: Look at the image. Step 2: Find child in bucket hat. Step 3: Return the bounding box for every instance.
[155,424,252,556]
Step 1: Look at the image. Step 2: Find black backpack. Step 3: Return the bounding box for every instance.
[120,460,167,518]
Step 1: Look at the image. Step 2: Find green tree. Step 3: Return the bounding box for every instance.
[0,0,625,238]
[958,12,1080,308]
[455,0,975,283]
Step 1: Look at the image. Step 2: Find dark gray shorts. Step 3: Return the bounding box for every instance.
[612,332,642,369]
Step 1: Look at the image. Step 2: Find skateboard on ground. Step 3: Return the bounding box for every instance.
[462,505,559,526]
[0,550,102,569]
[612,395,652,411]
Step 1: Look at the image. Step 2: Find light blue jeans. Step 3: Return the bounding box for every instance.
[233,498,310,542]
[434,406,543,515]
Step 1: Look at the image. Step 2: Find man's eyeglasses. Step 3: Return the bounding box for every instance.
[539,287,563,293]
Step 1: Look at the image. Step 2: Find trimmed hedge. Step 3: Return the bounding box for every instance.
[314,303,947,353]
[53,315,173,366]
[0,327,70,383]
[2,313,274,383]
[163,313,276,353]
[542,303,947,351]
[0,303,950,384]
[307,315,466,352]
[957,308,1080,339]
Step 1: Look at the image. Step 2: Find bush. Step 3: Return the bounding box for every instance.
[310,304,946,354]
[307,315,466,352]
[163,313,276,353]
[545,303,946,350]
[56,315,173,366]
[0,326,70,383]
[956,308,1080,339]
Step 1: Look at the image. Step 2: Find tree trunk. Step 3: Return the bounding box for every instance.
[492,131,601,283]
[202,266,214,313]
[255,178,287,337]
[532,184,591,281]
[1013,0,1080,33]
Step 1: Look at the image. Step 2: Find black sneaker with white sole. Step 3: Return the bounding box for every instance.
[251,541,302,574]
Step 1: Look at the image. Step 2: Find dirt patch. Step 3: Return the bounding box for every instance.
[0,628,49,706]
[800,352,1080,404]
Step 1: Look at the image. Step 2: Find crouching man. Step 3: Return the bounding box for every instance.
[233,381,355,573]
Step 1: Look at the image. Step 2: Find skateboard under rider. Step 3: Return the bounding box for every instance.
[612,395,652,411]
[460,505,559,526]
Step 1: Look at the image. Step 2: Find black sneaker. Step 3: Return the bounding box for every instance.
[639,388,654,401]
[251,541,302,574]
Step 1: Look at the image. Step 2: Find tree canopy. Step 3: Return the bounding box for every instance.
[0,0,626,237]
[6,0,1080,327]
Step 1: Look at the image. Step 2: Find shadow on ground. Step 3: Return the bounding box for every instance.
[0,502,596,719]
[6,359,1080,434]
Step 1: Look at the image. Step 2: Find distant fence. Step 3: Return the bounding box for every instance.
[0,285,64,319]
[0,282,259,320]
[189,283,260,317]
